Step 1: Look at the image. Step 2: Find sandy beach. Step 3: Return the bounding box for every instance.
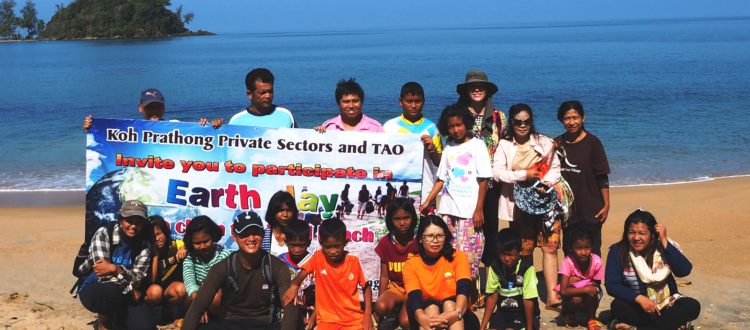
[1,176,749,329]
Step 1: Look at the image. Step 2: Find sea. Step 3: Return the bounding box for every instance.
[2,17,749,201]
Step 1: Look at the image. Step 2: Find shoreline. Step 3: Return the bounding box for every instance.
[0,176,749,328]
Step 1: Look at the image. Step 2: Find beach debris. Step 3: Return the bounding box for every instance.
[4,292,28,303]
[677,279,692,287]
[32,301,55,311]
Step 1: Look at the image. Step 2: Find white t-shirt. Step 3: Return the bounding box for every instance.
[436,138,492,218]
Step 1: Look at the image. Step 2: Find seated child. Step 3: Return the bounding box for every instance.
[144,216,187,323]
[556,229,604,330]
[182,215,232,323]
[282,218,374,330]
[374,198,419,329]
[480,228,540,330]
[277,220,316,330]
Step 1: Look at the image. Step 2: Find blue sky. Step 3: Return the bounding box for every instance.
[30,0,750,34]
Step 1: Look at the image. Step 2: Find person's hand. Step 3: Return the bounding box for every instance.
[199,118,207,126]
[417,314,442,329]
[176,246,187,260]
[304,311,316,330]
[83,115,92,132]
[190,292,198,301]
[281,285,298,306]
[313,125,326,133]
[199,118,225,128]
[437,310,459,326]
[472,209,484,230]
[655,223,668,248]
[131,289,143,302]
[636,295,661,315]
[583,285,599,297]
[93,259,116,276]
[421,135,437,151]
[419,203,430,216]
[526,167,541,179]
[595,204,610,223]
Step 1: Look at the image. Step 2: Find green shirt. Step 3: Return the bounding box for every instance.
[486,260,538,300]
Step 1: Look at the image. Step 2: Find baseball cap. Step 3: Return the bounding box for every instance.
[119,200,148,219]
[233,211,264,234]
[139,88,165,107]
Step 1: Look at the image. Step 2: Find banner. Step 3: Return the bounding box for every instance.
[85,118,424,296]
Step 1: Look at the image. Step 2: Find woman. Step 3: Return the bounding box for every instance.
[492,103,562,311]
[555,100,610,257]
[605,209,700,329]
[402,215,472,330]
[455,69,507,266]
[262,191,300,256]
[77,200,155,330]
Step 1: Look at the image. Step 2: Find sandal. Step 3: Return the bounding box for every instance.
[562,313,578,327]
[545,302,562,313]
[588,319,605,330]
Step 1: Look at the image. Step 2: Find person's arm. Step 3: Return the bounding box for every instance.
[181,259,227,330]
[150,254,159,283]
[595,185,610,223]
[480,292,498,329]
[274,258,299,330]
[116,241,151,293]
[473,177,488,229]
[492,142,528,183]
[523,298,535,329]
[83,115,92,132]
[604,246,638,303]
[182,255,199,300]
[362,283,374,330]
[560,274,598,298]
[422,134,441,166]
[655,224,692,277]
[282,268,309,306]
[378,263,389,299]
[419,179,443,214]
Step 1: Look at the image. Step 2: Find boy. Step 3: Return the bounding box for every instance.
[316,78,383,132]
[480,228,540,330]
[382,82,442,203]
[277,220,316,330]
[282,218,374,330]
[181,211,297,330]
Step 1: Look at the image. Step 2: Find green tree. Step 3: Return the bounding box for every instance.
[0,0,18,39]
[20,0,37,38]
[183,12,193,25]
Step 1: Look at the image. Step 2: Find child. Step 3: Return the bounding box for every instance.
[282,218,374,330]
[278,220,316,330]
[557,229,605,329]
[144,216,187,323]
[263,191,300,256]
[182,215,232,323]
[374,198,419,329]
[480,228,540,330]
[420,103,492,281]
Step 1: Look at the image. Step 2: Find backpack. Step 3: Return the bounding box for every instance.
[225,251,280,324]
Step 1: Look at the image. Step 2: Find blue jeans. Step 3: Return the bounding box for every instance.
[78,278,155,330]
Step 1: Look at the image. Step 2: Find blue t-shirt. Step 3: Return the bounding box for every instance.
[228,106,296,128]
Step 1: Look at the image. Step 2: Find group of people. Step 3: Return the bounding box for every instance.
[77,68,701,329]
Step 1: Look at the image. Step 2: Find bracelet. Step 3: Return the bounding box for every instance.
[456,309,463,321]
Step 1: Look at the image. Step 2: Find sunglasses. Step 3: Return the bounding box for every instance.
[512,119,533,127]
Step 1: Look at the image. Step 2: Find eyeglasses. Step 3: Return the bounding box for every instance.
[422,234,446,242]
[512,119,533,127]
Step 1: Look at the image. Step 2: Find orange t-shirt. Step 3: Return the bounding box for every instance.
[301,250,366,328]
[402,250,471,302]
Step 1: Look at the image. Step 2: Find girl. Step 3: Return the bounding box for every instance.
[420,103,491,281]
[144,216,187,320]
[605,210,700,330]
[556,229,605,329]
[555,100,611,257]
[492,103,562,311]
[402,215,471,330]
[182,215,232,323]
[374,198,420,329]
[262,190,300,256]
[455,70,508,266]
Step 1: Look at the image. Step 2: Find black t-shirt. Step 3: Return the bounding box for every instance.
[556,133,610,225]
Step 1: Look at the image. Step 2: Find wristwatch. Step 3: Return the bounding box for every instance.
[456,310,463,321]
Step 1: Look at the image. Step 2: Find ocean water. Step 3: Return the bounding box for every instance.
[2,17,749,191]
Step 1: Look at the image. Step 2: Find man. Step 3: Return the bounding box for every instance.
[316,78,383,132]
[228,68,296,128]
[182,211,298,330]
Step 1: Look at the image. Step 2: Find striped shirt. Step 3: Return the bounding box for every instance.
[183,245,233,298]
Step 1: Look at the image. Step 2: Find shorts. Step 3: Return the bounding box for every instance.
[490,308,527,330]
[357,201,366,211]
[511,207,560,256]
[383,282,406,300]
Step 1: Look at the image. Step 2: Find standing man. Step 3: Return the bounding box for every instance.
[315,78,384,132]
[229,68,296,128]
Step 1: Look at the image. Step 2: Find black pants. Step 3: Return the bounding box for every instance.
[563,222,602,257]
[610,297,700,330]
[198,319,280,330]
[482,183,502,265]
[78,280,155,329]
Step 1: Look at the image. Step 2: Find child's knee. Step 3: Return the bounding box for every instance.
[145,284,163,304]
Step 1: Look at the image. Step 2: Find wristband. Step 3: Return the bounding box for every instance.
[456,310,463,321]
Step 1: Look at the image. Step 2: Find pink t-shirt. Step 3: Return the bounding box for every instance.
[556,253,604,291]
[321,114,384,132]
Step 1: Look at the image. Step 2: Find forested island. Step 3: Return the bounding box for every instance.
[0,0,211,40]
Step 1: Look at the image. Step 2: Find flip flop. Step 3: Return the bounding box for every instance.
[588,319,605,330]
